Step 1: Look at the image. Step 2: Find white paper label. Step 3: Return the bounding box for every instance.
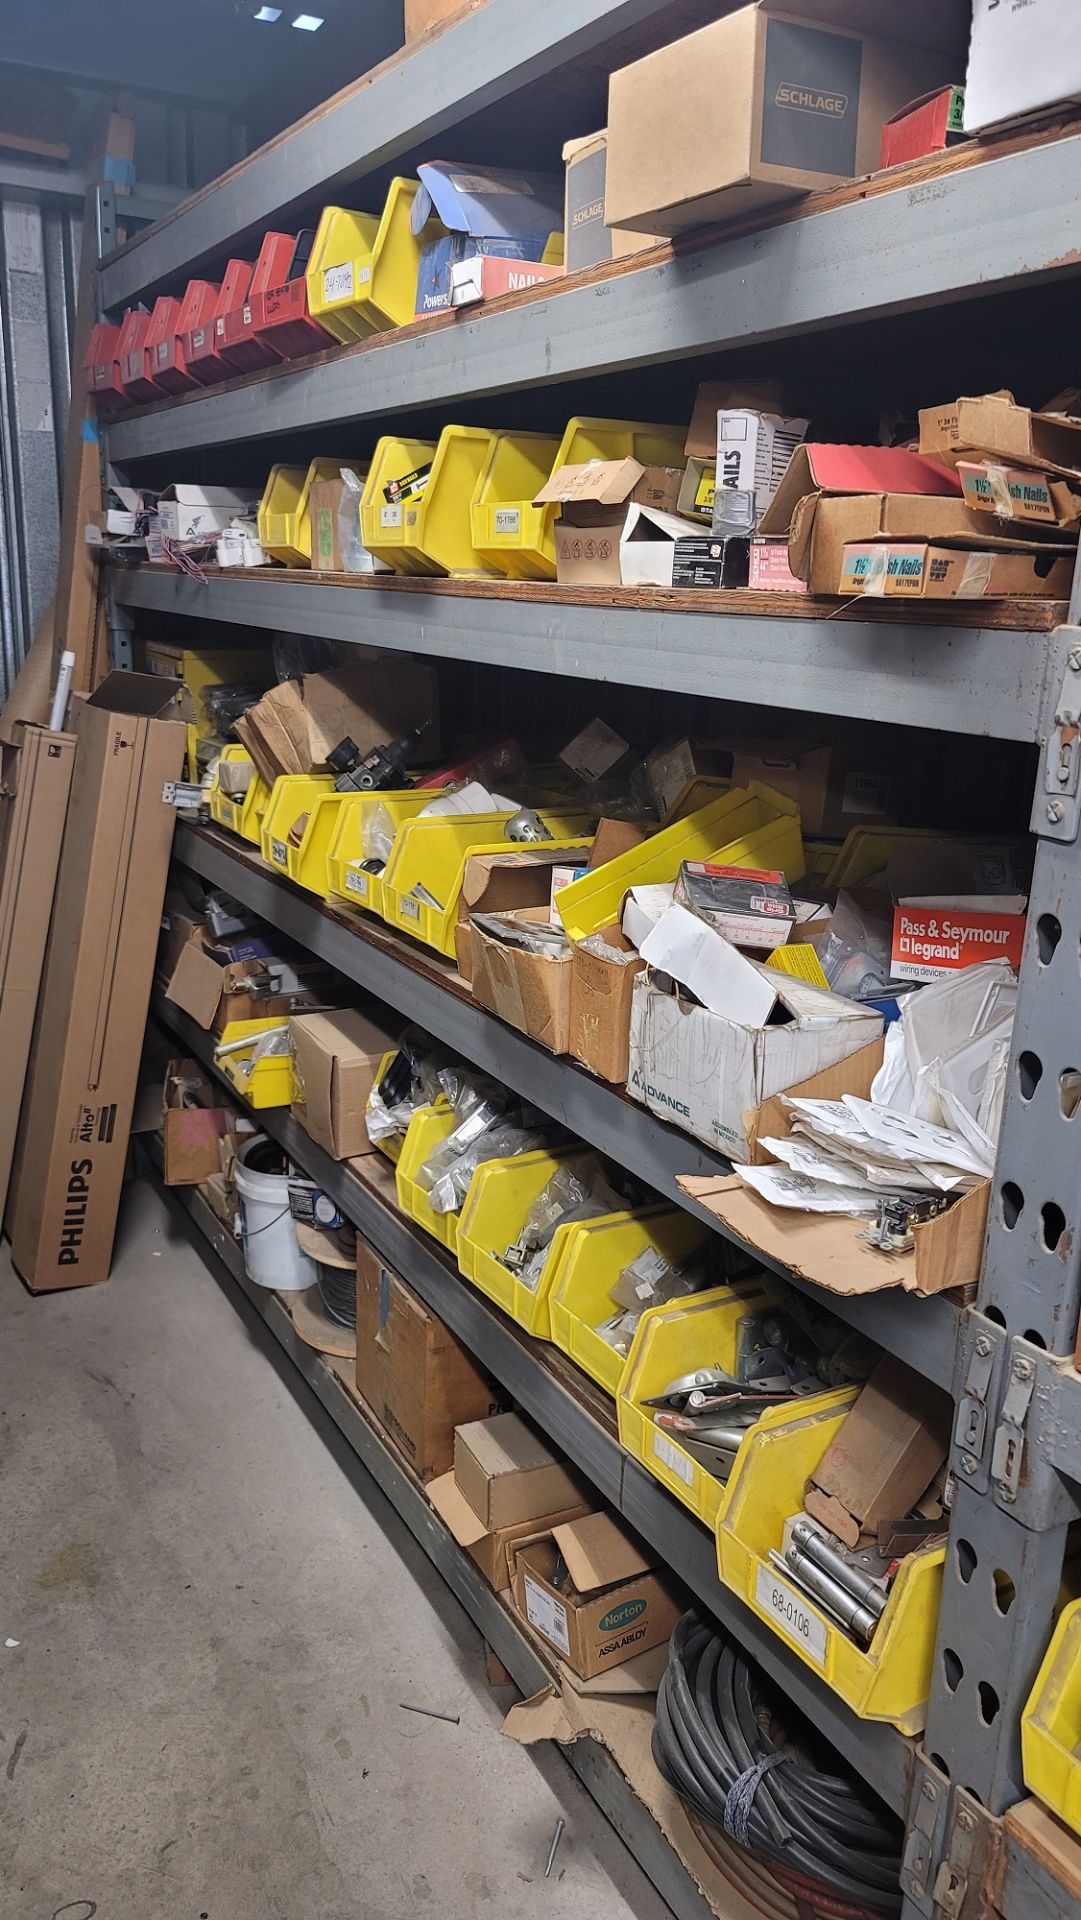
[523,1575,570,1656]
[653,1429,695,1487]
[344,869,369,898]
[356,265,372,285]
[242,303,252,325]
[323,262,354,303]
[399,894,422,921]
[755,1565,828,1666]
[494,507,521,534]
[381,504,403,527]
[270,837,288,867]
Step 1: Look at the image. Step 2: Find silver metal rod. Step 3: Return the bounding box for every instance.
[545,1817,566,1878]
[399,1702,460,1724]
[790,1519,889,1621]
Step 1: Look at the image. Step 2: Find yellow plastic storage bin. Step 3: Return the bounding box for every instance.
[362,426,500,577]
[382,812,591,957]
[258,457,361,567]
[456,1147,626,1338]
[1022,1599,1081,1836]
[260,774,335,876]
[619,1284,850,1529]
[556,782,804,943]
[306,179,426,341]
[324,788,434,917]
[548,1208,713,1396]
[209,746,271,845]
[716,1396,946,1733]
[395,1102,460,1253]
[493,415,687,582]
[215,1019,293,1108]
[470,430,564,580]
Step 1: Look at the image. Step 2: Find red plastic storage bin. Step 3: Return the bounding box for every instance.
[121,295,180,402]
[84,320,124,411]
[153,279,220,393]
[187,259,253,385]
[117,307,153,402]
[217,233,296,373]
[250,229,333,361]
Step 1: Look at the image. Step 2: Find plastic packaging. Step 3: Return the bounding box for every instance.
[595,1248,707,1356]
[503,1160,623,1291]
[364,1030,448,1144]
[414,1072,544,1214]
[818,889,893,999]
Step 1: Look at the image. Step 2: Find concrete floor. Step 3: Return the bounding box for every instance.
[0,1178,672,1920]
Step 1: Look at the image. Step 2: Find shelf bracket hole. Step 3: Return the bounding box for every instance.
[956,1539,977,1584]
[977,1681,1000,1726]
[943,1648,964,1692]
[1038,912,1061,964]
[1018,1051,1042,1101]
[992,1570,1017,1616]
[1000,1182,1024,1230]
[1061,1070,1081,1120]
[1041,1201,1067,1254]
[1024,1328,1048,1351]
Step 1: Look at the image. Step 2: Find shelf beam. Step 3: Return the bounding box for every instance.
[150,993,915,1814]
[114,567,1052,743]
[97,0,688,312]
[104,133,1081,464]
[172,820,961,1390]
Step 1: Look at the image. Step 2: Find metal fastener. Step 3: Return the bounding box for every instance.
[957,1809,976,1834]
[910,1880,925,1898]
[1047,801,1065,825]
[1013,1358,1034,1381]
[960,1454,978,1477]
[975,1334,992,1358]
[922,1782,937,1803]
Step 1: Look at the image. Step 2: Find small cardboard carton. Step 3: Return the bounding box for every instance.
[534,461,685,587]
[562,130,661,273]
[0,725,77,1222]
[747,537,807,591]
[449,254,563,305]
[619,503,707,588]
[803,1357,953,1548]
[413,161,563,317]
[758,442,961,544]
[790,489,1075,595]
[235,658,439,782]
[464,907,573,1054]
[963,0,1081,134]
[7,674,186,1291]
[308,477,346,572]
[955,461,1081,532]
[455,1412,585,1531]
[626,943,881,1159]
[685,379,787,460]
[605,3,952,235]
[569,922,645,1084]
[510,1512,681,1679]
[888,843,1028,982]
[713,410,810,535]
[674,862,795,950]
[354,1239,502,1480]
[427,1473,590,1592]
[157,886,208,982]
[162,1059,235,1186]
[839,541,1074,601]
[156,484,255,543]
[919,392,1081,481]
[290,1008,398,1159]
[166,942,295,1035]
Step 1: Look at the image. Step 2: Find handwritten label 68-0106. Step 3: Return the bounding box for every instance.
[755,1564,827,1666]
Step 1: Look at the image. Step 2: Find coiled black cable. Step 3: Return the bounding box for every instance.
[317,1262,357,1330]
[653,1613,903,1917]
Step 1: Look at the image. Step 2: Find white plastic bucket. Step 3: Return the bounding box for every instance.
[235,1135,318,1290]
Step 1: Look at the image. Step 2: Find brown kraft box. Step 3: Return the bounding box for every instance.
[7,673,185,1290]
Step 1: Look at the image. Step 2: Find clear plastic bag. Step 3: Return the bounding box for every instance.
[362,801,397,868]
[818,888,893,999]
[503,1159,622,1291]
[364,1030,448,1144]
[425,1121,546,1215]
[594,1249,705,1352]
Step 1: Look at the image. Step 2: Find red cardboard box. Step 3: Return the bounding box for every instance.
[153,279,220,393]
[888,844,1028,982]
[450,255,564,307]
[747,537,807,592]
[188,258,253,384]
[880,86,966,169]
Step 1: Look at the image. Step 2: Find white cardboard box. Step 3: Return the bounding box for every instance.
[964,0,1081,132]
[626,970,881,1160]
[619,503,705,587]
[156,485,255,542]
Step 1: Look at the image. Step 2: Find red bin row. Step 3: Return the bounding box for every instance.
[84,228,334,410]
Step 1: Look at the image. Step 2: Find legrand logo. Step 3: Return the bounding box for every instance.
[599,1598,647,1634]
[775,81,849,117]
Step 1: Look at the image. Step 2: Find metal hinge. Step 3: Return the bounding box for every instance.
[162,781,205,812]
[991,1354,1036,1506]
[1035,633,1081,841]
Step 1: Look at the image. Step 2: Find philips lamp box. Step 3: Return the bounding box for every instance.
[605,3,952,235]
[964,0,1081,133]
[7,674,186,1291]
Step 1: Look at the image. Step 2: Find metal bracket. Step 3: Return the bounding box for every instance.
[990,1355,1036,1507]
[901,1756,951,1913]
[954,1320,999,1472]
[1033,628,1081,842]
[930,1788,1004,1920]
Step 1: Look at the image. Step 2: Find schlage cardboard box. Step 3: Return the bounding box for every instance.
[7,674,186,1290]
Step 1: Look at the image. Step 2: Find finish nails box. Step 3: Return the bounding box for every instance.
[7,674,186,1290]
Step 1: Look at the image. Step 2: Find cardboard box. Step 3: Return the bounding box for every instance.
[678,1166,990,1299]
[449,254,563,306]
[919,392,1081,482]
[235,658,439,783]
[790,490,1074,595]
[676,458,716,524]
[963,0,1081,133]
[726,738,896,839]
[464,907,573,1055]
[455,1412,584,1531]
[803,1357,952,1547]
[7,675,186,1291]
[888,842,1028,982]
[563,131,661,273]
[839,541,1074,600]
[162,1059,234,1186]
[880,84,965,167]
[534,460,684,587]
[510,1512,681,1679]
[426,1472,589,1591]
[157,886,208,982]
[685,379,787,460]
[741,1034,884,1165]
[714,410,810,534]
[747,537,808,591]
[620,503,707,587]
[605,4,950,235]
[626,966,880,1159]
[569,923,645,1083]
[674,861,795,950]
[166,942,295,1035]
[0,725,76,1222]
[404,0,482,41]
[290,1008,398,1159]
[671,534,750,589]
[156,484,255,543]
[955,462,1081,532]
[308,477,346,572]
[413,162,563,317]
[354,1239,501,1480]
[758,441,961,541]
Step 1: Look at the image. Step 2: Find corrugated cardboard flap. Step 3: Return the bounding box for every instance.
[534,459,644,507]
[86,669,185,719]
[427,1471,489,1548]
[551,1512,655,1593]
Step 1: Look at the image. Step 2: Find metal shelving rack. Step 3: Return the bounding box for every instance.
[93,7,1081,1913]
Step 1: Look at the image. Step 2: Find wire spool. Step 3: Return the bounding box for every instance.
[653,1612,903,1919]
[317,1257,357,1331]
